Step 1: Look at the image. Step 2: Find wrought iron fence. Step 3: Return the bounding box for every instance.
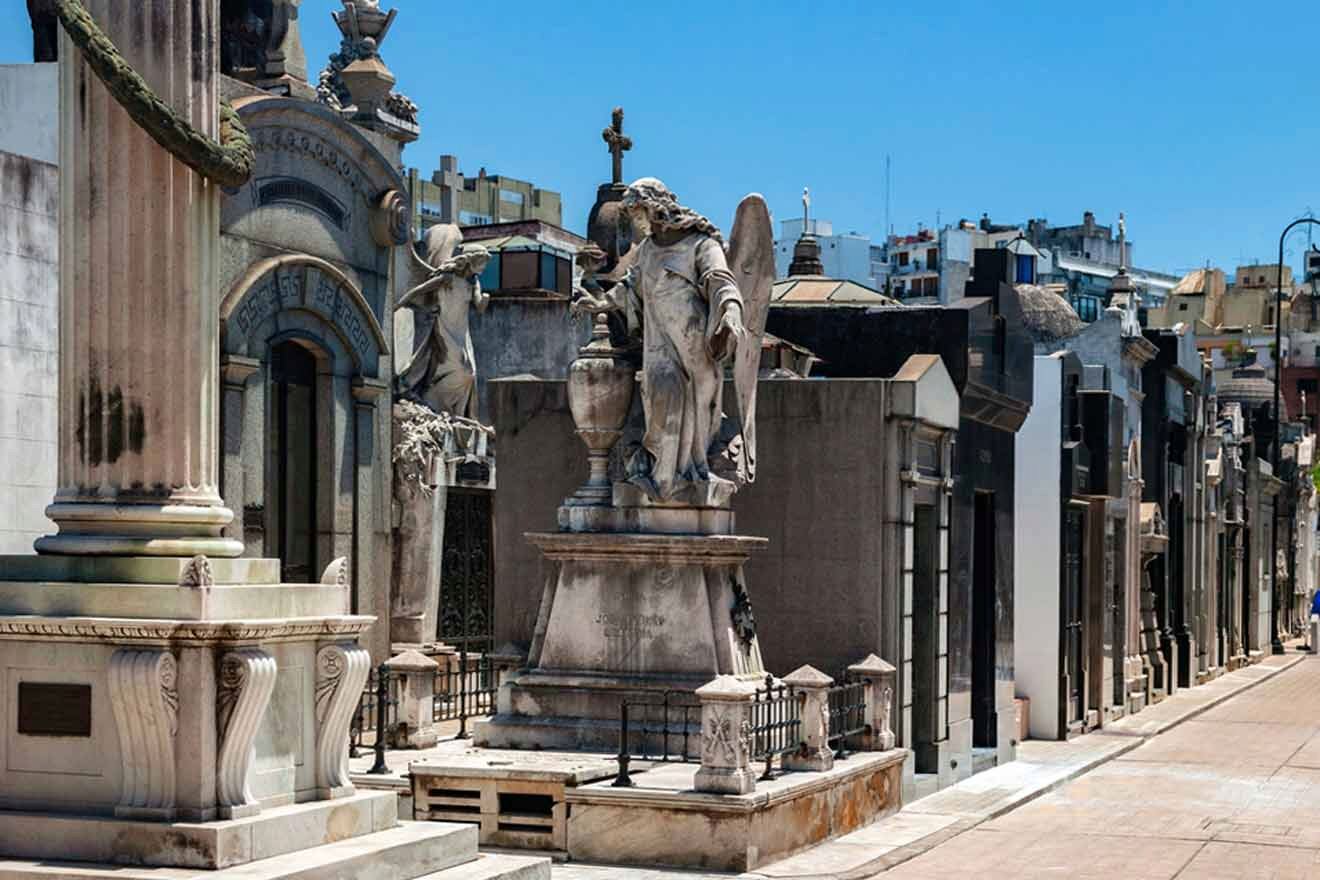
[612,691,701,787]
[749,674,802,780]
[432,650,499,738]
[349,663,397,773]
[826,675,870,759]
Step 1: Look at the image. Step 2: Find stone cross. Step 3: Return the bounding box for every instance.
[602,106,632,185]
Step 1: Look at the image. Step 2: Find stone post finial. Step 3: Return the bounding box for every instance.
[693,675,759,795]
[782,665,833,772]
[384,649,441,748]
[847,654,896,751]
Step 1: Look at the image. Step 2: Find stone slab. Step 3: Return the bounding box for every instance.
[0,822,478,879]
[562,750,905,872]
[415,853,550,880]
[0,791,398,869]
[411,747,618,785]
[0,582,350,622]
[0,555,281,585]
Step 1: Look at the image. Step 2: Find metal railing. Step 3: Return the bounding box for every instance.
[432,649,499,738]
[826,675,870,759]
[612,691,701,787]
[749,674,802,781]
[349,663,397,774]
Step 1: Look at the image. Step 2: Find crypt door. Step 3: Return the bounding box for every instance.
[1062,506,1087,730]
[271,341,319,583]
[439,489,495,653]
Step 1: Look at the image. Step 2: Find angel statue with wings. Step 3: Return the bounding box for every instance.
[395,224,491,421]
[574,177,774,504]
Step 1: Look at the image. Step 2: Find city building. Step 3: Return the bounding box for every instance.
[887,216,1048,305]
[1030,213,1178,321]
[773,217,887,290]
[408,154,562,232]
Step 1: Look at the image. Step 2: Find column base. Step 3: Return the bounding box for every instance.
[37,502,243,558]
[693,765,758,795]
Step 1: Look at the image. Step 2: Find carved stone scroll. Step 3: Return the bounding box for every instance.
[216,648,278,819]
[314,642,370,798]
[109,648,179,819]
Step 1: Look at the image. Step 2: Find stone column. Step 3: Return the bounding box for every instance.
[693,676,759,795]
[782,666,833,773]
[848,654,896,751]
[40,0,241,558]
[390,432,446,649]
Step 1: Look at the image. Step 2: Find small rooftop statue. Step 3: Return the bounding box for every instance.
[574,178,774,504]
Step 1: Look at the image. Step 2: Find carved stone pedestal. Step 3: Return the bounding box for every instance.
[0,556,370,831]
[476,527,767,752]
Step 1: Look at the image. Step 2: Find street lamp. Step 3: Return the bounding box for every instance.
[1271,217,1320,653]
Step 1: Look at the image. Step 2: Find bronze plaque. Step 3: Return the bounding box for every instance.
[17,682,92,737]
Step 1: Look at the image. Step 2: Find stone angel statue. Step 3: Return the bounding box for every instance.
[574,177,774,504]
[395,224,491,421]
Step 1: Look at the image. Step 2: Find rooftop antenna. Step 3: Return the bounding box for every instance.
[802,186,810,231]
[884,154,891,238]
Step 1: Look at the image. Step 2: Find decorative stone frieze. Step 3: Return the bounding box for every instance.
[314,642,370,798]
[109,649,179,819]
[0,617,371,644]
[215,649,278,819]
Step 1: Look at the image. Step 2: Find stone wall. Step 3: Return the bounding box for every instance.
[471,297,591,424]
[0,149,57,554]
[489,377,895,678]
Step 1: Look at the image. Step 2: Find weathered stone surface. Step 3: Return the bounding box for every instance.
[563,750,906,871]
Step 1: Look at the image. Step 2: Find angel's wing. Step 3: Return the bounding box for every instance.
[726,194,774,485]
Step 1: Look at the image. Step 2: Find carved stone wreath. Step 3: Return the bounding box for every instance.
[730,574,757,648]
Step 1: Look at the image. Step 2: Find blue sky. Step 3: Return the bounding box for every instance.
[4,1,1318,276]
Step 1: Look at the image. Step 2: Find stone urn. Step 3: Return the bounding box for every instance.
[566,314,634,505]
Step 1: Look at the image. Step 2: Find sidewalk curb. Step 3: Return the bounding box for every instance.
[752,654,1308,880]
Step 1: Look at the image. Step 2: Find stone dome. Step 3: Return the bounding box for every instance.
[1218,361,1280,414]
[1015,283,1084,343]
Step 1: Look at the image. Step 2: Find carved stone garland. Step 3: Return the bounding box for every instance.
[314,642,370,798]
[216,648,278,818]
[108,648,179,819]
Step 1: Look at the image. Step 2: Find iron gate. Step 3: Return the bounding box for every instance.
[1063,507,1086,727]
[438,489,494,653]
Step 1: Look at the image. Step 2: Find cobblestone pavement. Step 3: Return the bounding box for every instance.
[885,655,1320,880]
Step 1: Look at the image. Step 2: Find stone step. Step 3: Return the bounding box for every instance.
[0,821,478,880]
[210,821,478,879]
[0,791,399,869]
[414,853,551,880]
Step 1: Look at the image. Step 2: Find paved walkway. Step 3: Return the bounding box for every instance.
[554,651,1312,880]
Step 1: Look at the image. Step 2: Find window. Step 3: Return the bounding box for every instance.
[898,251,910,267]
[458,210,492,226]
[502,251,538,290]
[1298,378,1319,393]
[893,280,905,295]
[927,247,939,267]
[1178,303,1189,311]
[500,189,525,206]
[479,256,500,292]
